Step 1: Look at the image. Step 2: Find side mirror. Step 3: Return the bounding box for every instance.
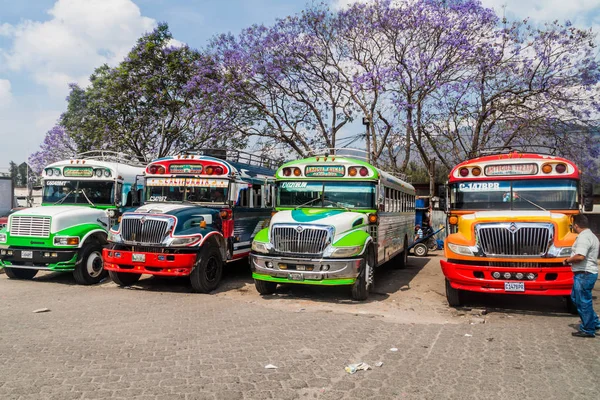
[131,186,139,205]
[584,197,594,212]
[439,197,447,211]
[583,182,594,211]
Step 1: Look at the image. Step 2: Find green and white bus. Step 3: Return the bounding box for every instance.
[0,151,145,284]
[250,152,416,300]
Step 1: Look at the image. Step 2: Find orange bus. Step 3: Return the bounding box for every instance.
[441,151,585,311]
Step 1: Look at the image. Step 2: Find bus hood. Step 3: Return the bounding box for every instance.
[9,205,109,234]
[132,203,195,215]
[271,209,367,237]
[453,210,573,243]
[465,210,567,221]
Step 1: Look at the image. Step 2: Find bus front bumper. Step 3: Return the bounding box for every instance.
[103,248,197,277]
[0,247,78,271]
[440,259,573,296]
[250,253,362,285]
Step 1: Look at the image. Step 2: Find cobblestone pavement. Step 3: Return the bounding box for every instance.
[0,255,599,400]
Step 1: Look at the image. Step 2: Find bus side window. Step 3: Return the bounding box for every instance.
[253,185,262,208]
[238,187,250,207]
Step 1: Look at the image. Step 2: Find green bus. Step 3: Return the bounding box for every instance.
[250,152,416,300]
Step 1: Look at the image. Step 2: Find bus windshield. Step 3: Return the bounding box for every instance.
[145,178,229,203]
[450,179,578,210]
[278,181,376,209]
[43,180,114,205]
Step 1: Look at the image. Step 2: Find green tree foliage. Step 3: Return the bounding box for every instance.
[31,23,247,167]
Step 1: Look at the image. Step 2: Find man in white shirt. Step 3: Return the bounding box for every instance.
[563,214,600,338]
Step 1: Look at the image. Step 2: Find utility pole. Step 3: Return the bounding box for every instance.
[362,117,371,163]
[429,158,436,198]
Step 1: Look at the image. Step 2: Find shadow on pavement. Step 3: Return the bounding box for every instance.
[256,253,432,305]
[115,259,254,294]
[455,291,576,316]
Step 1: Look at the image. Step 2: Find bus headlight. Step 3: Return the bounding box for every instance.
[447,243,475,256]
[251,241,271,254]
[107,231,122,244]
[167,237,200,247]
[324,245,363,258]
[53,236,80,246]
[546,245,572,257]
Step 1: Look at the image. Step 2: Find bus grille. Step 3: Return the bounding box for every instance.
[476,223,552,257]
[120,216,173,245]
[10,216,51,238]
[272,225,332,254]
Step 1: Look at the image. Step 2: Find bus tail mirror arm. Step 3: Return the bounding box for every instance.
[582,182,594,212]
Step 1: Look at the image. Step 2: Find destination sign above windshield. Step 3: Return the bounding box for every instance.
[305,165,345,177]
[485,163,538,176]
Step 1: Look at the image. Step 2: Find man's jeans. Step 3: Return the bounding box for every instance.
[571,272,600,335]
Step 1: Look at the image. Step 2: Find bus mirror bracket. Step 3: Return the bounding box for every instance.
[582,182,594,212]
[584,197,594,212]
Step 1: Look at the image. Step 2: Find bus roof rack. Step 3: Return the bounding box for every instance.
[308,148,369,160]
[308,148,408,181]
[180,149,280,170]
[477,146,557,157]
[74,150,146,167]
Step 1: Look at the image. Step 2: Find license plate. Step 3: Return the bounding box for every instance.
[21,250,33,259]
[296,265,306,271]
[288,273,304,281]
[504,282,525,292]
[132,253,145,262]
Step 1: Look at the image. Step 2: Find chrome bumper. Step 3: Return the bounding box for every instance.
[250,253,362,280]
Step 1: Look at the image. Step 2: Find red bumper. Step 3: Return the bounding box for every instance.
[102,248,197,277]
[440,259,573,296]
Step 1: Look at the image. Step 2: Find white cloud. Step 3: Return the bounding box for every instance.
[0,0,155,97]
[333,0,599,27]
[0,79,12,107]
[480,0,599,24]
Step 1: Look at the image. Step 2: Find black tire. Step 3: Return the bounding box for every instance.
[414,243,428,257]
[352,248,374,301]
[254,279,277,295]
[190,246,223,293]
[394,236,409,269]
[4,267,38,280]
[565,296,578,315]
[109,271,141,286]
[445,279,463,307]
[73,242,107,285]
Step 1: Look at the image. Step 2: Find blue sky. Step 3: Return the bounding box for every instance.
[0,0,599,171]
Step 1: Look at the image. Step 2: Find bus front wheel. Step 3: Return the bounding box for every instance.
[352,249,374,301]
[445,279,463,307]
[413,243,428,257]
[109,271,141,287]
[255,279,277,295]
[4,267,38,280]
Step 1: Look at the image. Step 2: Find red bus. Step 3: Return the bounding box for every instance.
[441,151,585,311]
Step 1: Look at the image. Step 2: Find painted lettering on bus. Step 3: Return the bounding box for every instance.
[458,182,501,191]
[280,182,308,188]
[484,163,538,176]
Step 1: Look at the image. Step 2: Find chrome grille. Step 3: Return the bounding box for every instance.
[120,216,173,244]
[272,225,332,254]
[10,216,51,238]
[476,223,552,257]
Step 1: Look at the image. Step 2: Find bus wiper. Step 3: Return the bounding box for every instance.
[54,190,73,205]
[516,194,546,211]
[80,189,96,207]
[323,199,351,211]
[294,198,323,209]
